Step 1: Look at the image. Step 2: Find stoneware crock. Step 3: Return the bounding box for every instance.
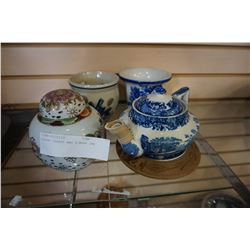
[69,71,119,119]
[118,67,172,105]
[29,89,103,171]
[105,87,200,160]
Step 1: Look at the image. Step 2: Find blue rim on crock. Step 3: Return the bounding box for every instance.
[69,82,118,90]
[118,75,172,85]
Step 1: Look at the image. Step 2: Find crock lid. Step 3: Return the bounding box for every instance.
[39,89,86,120]
[134,93,184,116]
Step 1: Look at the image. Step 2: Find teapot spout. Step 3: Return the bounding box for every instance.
[105,119,134,144]
[172,87,190,106]
[105,120,143,158]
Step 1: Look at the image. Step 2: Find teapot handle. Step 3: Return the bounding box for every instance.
[172,87,190,106]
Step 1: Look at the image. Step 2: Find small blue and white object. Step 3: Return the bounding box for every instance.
[119,67,172,105]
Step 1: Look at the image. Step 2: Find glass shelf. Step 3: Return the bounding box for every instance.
[43,134,250,208]
[2,102,250,208]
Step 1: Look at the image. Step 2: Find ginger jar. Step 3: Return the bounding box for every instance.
[29,89,103,171]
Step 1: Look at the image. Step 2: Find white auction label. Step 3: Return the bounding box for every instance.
[40,132,110,161]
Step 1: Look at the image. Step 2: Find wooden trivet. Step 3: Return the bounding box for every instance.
[116,141,201,180]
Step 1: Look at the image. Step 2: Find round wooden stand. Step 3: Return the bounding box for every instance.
[116,141,201,180]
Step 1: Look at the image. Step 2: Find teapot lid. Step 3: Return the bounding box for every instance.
[39,89,86,121]
[134,93,184,116]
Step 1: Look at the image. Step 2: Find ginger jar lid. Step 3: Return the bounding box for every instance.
[134,93,184,116]
[39,89,88,125]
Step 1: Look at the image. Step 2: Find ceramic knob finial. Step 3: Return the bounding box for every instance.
[39,89,86,120]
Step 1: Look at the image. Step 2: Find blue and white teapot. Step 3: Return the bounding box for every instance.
[105,87,200,160]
